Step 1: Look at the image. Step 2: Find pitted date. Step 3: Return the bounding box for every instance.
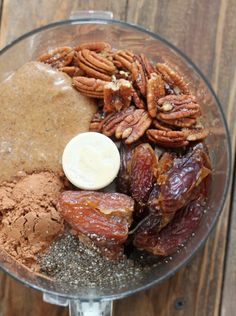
[117,143,134,195]
[117,143,158,212]
[130,143,158,210]
[133,214,161,250]
[58,191,134,259]
[156,152,176,184]
[148,153,176,214]
[149,143,211,228]
[134,195,205,256]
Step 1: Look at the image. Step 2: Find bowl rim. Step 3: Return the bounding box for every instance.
[0,17,232,301]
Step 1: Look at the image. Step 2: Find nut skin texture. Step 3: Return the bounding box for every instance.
[139,54,155,78]
[132,88,146,109]
[183,127,209,141]
[152,119,173,131]
[115,109,152,144]
[157,95,201,124]
[147,125,208,149]
[76,49,116,81]
[103,79,133,112]
[156,63,190,95]
[89,111,114,133]
[58,191,134,259]
[59,66,83,77]
[102,107,135,137]
[113,50,134,72]
[147,73,165,117]
[158,117,197,128]
[131,56,147,96]
[73,76,106,98]
[147,129,189,148]
[130,144,158,211]
[39,47,74,68]
[81,49,115,73]
[74,41,112,52]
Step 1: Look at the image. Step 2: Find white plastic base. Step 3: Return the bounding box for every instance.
[43,293,113,316]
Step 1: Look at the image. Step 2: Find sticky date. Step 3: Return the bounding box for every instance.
[130,144,158,210]
[134,194,205,256]
[117,143,134,195]
[117,143,158,213]
[148,143,211,228]
[58,191,134,259]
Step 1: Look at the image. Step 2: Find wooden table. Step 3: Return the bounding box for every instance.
[0,1,235,315]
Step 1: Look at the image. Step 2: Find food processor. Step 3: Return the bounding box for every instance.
[0,11,231,316]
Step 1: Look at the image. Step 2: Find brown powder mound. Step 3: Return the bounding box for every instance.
[0,172,64,271]
[0,61,97,182]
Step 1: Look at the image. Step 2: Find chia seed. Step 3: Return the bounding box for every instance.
[39,233,154,288]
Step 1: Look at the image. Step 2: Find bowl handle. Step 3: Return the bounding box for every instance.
[69,299,113,316]
[69,10,113,19]
[43,293,113,316]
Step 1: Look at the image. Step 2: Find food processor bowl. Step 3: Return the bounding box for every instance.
[0,11,231,316]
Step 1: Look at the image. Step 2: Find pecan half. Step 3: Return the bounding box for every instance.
[183,127,209,141]
[156,63,190,94]
[115,70,132,81]
[131,56,147,96]
[158,117,197,128]
[132,88,146,109]
[152,119,173,131]
[59,66,84,77]
[76,49,116,81]
[139,54,155,78]
[147,73,165,117]
[102,107,135,137]
[89,111,114,132]
[113,50,134,71]
[103,79,133,112]
[73,76,106,98]
[39,47,74,68]
[74,41,111,52]
[147,125,208,147]
[156,94,201,127]
[147,129,189,148]
[115,109,152,144]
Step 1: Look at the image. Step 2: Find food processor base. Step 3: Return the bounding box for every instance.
[43,292,113,316]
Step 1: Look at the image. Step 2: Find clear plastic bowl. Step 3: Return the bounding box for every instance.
[0,15,231,316]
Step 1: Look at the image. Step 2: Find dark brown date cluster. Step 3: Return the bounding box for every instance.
[118,141,211,256]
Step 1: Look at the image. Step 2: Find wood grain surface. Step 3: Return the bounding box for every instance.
[0,1,236,315]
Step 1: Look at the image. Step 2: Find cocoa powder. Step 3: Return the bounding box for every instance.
[0,172,64,271]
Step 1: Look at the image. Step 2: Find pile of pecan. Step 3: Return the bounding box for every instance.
[39,41,208,148]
